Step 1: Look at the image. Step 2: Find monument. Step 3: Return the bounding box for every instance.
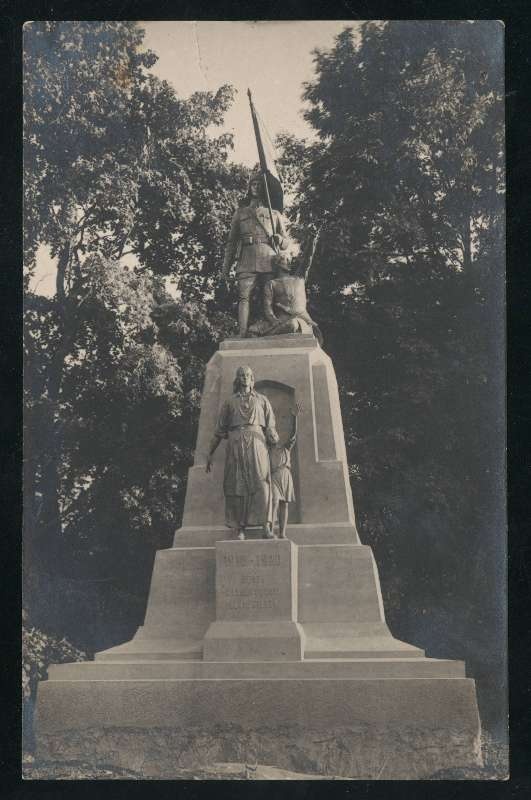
[34,93,482,779]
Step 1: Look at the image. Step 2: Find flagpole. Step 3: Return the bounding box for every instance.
[247,89,279,254]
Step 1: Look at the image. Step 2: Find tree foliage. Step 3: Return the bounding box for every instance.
[24,22,246,283]
[23,22,243,632]
[279,21,504,727]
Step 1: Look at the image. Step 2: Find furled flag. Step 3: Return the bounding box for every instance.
[247,89,284,213]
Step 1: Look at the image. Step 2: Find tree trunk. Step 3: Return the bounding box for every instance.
[35,242,75,568]
[23,415,40,606]
[462,215,472,273]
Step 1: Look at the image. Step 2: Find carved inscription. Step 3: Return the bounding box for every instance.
[220,557,281,610]
[222,551,281,569]
[216,542,294,620]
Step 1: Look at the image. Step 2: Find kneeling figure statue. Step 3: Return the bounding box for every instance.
[249,241,323,344]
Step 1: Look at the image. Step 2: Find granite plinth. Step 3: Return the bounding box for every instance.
[47,657,466,680]
[47,533,460,672]
[176,335,360,541]
[175,522,359,547]
[37,677,479,732]
[36,676,482,778]
[203,539,304,661]
[35,336,482,777]
[97,542,420,662]
[220,334,318,350]
[215,539,298,622]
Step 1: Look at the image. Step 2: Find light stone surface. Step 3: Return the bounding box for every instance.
[174,522,359,547]
[94,543,421,663]
[202,621,305,661]
[203,539,304,661]
[47,657,466,681]
[216,539,297,621]
[36,678,482,778]
[95,546,215,662]
[177,335,359,541]
[35,335,483,778]
[298,544,385,623]
[36,677,480,732]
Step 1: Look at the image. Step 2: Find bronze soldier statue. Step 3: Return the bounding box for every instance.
[222,171,290,338]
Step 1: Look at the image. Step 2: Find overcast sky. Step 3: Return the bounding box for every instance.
[141,21,361,166]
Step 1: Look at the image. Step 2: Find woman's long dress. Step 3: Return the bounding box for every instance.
[215,391,278,529]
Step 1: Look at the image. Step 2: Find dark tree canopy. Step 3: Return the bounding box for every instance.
[278,21,504,729]
[23,22,244,642]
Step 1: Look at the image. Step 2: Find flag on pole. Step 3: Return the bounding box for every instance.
[247,89,284,213]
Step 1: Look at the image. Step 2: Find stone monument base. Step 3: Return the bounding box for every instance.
[37,727,481,781]
[36,670,481,779]
[34,336,483,778]
[35,537,482,779]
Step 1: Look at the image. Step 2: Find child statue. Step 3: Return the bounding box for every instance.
[269,402,302,539]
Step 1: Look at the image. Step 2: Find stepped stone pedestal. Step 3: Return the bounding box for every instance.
[203,539,305,661]
[35,335,482,779]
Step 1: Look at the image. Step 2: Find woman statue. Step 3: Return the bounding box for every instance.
[206,366,279,540]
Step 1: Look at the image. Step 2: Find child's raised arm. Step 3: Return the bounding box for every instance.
[287,402,303,450]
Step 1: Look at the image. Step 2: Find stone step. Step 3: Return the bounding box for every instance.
[220,334,318,350]
[175,523,360,547]
[96,635,425,662]
[95,638,203,661]
[302,628,425,660]
[36,676,480,736]
[304,637,424,660]
[306,649,425,659]
[47,656,465,681]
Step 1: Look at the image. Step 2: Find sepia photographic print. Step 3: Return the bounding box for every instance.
[23,20,506,780]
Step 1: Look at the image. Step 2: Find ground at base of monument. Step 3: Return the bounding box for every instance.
[31,727,508,780]
[22,756,340,780]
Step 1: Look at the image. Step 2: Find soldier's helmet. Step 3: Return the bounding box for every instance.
[241,168,266,205]
[248,167,262,187]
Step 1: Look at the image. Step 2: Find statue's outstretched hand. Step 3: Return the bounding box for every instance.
[291,401,303,417]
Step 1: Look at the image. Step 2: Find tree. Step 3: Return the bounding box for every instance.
[279,21,504,729]
[23,22,245,631]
